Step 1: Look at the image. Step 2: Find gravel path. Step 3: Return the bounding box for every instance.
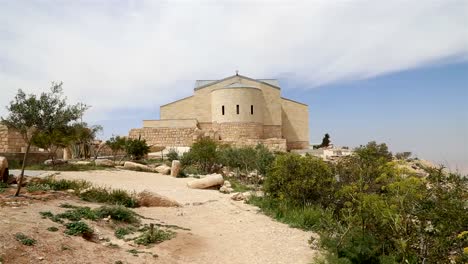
[55,170,319,264]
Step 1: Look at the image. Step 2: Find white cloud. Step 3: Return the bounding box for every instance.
[0,0,467,120]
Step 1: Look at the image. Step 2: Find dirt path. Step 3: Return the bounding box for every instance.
[55,169,319,264]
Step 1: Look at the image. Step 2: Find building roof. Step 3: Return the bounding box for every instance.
[223,82,259,89]
[194,74,281,90]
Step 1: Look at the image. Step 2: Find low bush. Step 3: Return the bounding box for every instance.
[56,206,99,221]
[14,233,36,246]
[134,224,174,246]
[166,149,179,162]
[39,177,92,192]
[125,137,150,160]
[79,187,139,208]
[26,183,51,192]
[64,221,94,239]
[114,226,135,239]
[95,205,139,224]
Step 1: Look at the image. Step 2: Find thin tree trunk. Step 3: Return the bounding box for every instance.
[15,142,31,196]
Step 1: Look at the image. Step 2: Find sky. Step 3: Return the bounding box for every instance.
[0,1,467,172]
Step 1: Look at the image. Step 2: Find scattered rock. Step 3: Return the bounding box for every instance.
[66,189,75,193]
[187,174,224,189]
[95,159,115,167]
[170,160,181,177]
[230,192,246,201]
[44,159,67,166]
[219,180,233,193]
[155,164,171,175]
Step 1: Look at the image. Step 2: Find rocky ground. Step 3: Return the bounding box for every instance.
[0,170,318,264]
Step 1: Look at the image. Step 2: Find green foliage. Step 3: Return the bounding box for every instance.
[114,226,135,239]
[0,182,8,193]
[39,176,92,192]
[181,137,218,173]
[218,144,275,176]
[125,137,150,160]
[395,151,412,160]
[14,233,36,246]
[134,225,174,246]
[24,163,108,171]
[47,226,59,232]
[320,133,331,148]
[95,205,139,223]
[265,153,335,206]
[56,206,99,221]
[39,211,64,223]
[166,149,179,162]
[106,135,127,159]
[79,187,139,208]
[26,183,51,192]
[64,221,94,238]
[1,82,86,196]
[256,141,468,264]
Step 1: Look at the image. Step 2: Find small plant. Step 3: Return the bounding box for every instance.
[166,149,179,162]
[14,233,36,246]
[95,205,139,223]
[39,211,64,223]
[125,137,150,160]
[59,203,78,208]
[79,187,139,208]
[39,176,92,192]
[56,206,98,221]
[134,224,174,246]
[47,226,59,232]
[115,227,134,239]
[26,183,51,192]
[64,221,94,239]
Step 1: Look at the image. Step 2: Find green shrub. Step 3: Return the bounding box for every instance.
[114,227,134,239]
[95,205,139,223]
[39,211,64,223]
[14,233,36,246]
[265,153,335,206]
[39,177,91,192]
[26,183,51,192]
[181,137,218,173]
[125,137,150,160]
[79,187,138,208]
[134,225,174,246]
[166,149,179,162]
[56,206,98,221]
[47,226,59,232]
[64,221,94,238]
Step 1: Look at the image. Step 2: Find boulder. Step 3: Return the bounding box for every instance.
[44,159,67,166]
[230,192,246,201]
[0,156,8,183]
[170,160,181,177]
[123,161,151,171]
[95,159,115,167]
[187,174,224,189]
[155,165,171,175]
[219,185,234,194]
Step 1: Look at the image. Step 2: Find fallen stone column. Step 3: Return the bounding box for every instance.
[187,174,224,189]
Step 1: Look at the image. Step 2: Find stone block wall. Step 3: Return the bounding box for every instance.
[228,138,287,152]
[263,125,282,138]
[212,122,263,141]
[0,125,8,153]
[286,141,309,151]
[129,127,197,147]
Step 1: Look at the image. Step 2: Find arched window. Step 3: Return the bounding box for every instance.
[222,105,225,115]
[251,105,254,115]
[236,105,239,115]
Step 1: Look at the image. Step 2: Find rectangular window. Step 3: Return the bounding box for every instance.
[251,105,253,115]
[222,105,225,115]
[236,105,239,114]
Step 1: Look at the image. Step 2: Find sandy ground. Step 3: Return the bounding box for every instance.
[1,169,318,264]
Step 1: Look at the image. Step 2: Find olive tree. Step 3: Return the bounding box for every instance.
[1,82,84,196]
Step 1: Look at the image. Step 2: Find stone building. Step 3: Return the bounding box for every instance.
[129,74,309,151]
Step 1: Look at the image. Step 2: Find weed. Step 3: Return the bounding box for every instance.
[79,187,139,208]
[64,221,94,239]
[57,206,98,221]
[39,211,64,223]
[59,203,78,208]
[134,224,174,246]
[226,177,252,192]
[95,205,139,223]
[39,177,91,192]
[107,243,120,248]
[26,183,50,192]
[127,249,144,256]
[114,227,134,239]
[47,226,59,232]
[14,233,36,246]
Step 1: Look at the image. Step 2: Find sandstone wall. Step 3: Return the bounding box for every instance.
[286,141,309,151]
[281,98,309,149]
[263,125,282,138]
[227,138,287,152]
[129,127,197,147]
[143,119,197,128]
[212,122,263,141]
[211,87,264,123]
